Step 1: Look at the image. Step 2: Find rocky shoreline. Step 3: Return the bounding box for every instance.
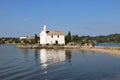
[16,45,83,49]
[16,45,120,55]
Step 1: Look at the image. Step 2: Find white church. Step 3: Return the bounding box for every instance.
[40,25,65,45]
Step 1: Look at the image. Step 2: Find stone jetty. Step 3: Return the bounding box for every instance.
[16,45,120,55]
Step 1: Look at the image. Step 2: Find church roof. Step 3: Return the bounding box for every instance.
[46,30,64,35]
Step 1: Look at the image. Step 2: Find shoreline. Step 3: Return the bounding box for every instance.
[80,46,120,55]
[16,45,120,55]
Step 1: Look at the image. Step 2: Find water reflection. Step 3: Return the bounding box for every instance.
[20,49,72,65]
[40,49,66,69]
[34,49,40,64]
[20,49,29,61]
[65,50,72,63]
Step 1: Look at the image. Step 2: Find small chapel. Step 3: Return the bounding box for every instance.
[40,25,65,45]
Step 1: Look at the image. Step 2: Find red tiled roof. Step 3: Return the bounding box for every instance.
[46,30,64,35]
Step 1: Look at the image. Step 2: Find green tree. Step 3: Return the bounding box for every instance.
[34,34,39,43]
[72,34,80,43]
[66,31,71,44]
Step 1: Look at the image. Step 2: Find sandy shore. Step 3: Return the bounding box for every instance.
[16,45,120,55]
[79,46,120,55]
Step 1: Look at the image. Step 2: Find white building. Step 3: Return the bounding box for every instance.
[40,25,65,45]
[19,36,34,40]
[19,36,27,40]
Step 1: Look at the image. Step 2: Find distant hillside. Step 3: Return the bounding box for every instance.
[94,33,120,43]
[66,33,120,44]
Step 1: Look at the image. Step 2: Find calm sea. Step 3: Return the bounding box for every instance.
[0,44,120,80]
[96,43,120,47]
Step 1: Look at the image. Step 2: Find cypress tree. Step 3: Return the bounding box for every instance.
[66,31,71,44]
[34,34,38,43]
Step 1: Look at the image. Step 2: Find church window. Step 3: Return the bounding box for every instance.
[57,35,59,38]
[51,35,53,38]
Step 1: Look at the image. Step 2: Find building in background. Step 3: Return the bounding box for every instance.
[19,36,34,40]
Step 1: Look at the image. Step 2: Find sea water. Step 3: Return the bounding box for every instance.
[0,44,120,80]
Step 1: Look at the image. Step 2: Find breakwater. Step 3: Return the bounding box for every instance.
[16,45,120,55]
[16,45,82,49]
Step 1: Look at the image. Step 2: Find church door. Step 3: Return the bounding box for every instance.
[55,40,58,44]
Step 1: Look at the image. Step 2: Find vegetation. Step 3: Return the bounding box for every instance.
[0,34,40,45]
[94,33,120,43]
[34,34,39,44]
[20,34,39,45]
[0,37,19,44]
[65,32,120,45]
[65,31,72,44]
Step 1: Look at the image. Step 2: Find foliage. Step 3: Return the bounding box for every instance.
[65,31,72,44]
[0,34,40,45]
[65,32,120,45]
[94,33,120,43]
[0,37,19,44]
[71,34,80,43]
[34,34,39,43]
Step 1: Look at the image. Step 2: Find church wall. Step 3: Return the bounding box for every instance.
[46,35,65,44]
[40,31,47,44]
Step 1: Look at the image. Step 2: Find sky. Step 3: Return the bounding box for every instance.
[0,0,120,37]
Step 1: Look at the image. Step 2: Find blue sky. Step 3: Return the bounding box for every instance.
[0,0,120,37]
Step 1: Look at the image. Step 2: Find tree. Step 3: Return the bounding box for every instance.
[80,36,89,43]
[65,31,72,44]
[72,34,80,43]
[67,31,71,42]
[34,34,39,43]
